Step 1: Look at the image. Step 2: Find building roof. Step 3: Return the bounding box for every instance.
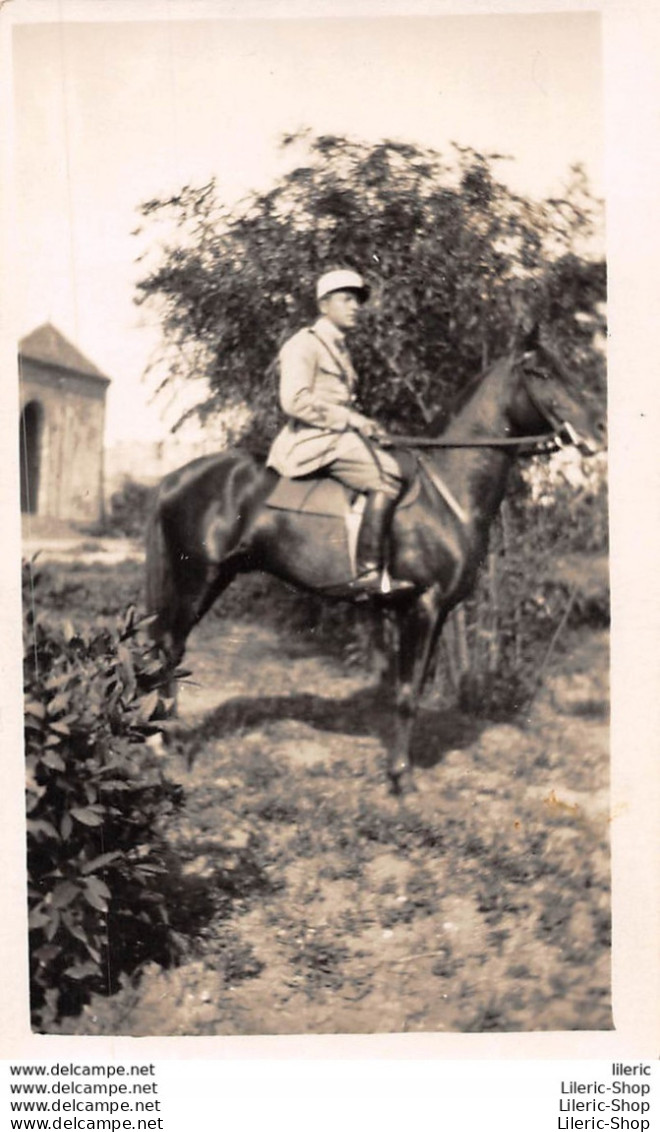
[19,323,110,384]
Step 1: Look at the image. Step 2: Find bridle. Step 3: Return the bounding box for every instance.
[518,364,583,450]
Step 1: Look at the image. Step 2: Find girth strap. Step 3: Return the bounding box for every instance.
[418,457,469,526]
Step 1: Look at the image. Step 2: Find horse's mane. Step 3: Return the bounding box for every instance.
[426,365,488,435]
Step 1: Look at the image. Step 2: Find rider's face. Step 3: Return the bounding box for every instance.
[319,289,363,331]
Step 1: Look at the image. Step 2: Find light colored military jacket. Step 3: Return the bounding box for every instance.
[266,316,367,477]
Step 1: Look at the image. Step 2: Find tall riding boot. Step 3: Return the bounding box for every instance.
[351,491,415,597]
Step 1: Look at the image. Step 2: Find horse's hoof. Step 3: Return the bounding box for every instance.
[388,765,415,796]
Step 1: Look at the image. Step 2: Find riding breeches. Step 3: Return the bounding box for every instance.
[327,431,405,499]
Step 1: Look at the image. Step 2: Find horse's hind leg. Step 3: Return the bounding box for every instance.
[146,562,203,709]
[149,556,241,721]
[170,554,241,665]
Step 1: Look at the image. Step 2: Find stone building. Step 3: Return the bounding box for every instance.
[19,323,110,523]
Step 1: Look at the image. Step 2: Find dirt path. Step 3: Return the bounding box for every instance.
[177,620,372,722]
[68,619,611,1037]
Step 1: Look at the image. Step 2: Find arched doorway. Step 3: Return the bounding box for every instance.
[20,400,44,514]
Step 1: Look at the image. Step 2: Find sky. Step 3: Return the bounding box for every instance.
[11,9,603,442]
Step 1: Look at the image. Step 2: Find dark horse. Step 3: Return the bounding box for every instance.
[145,330,604,791]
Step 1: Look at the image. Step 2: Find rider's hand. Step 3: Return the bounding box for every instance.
[364,421,390,444]
[348,412,388,443]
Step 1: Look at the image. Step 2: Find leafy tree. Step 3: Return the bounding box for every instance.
[135,132,605,451]
[133,132,607,719]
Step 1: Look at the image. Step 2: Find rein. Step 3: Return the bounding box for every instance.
[381,429,567,452]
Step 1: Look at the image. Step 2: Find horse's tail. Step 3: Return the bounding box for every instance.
[144,494,175,651]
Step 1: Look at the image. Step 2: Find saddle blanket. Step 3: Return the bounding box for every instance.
[266,476,363,517]
[265,473,419,517]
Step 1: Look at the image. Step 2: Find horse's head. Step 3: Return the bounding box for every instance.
[509,329,606,457]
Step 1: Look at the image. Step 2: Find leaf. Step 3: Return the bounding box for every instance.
[64,960,100,980]
[156,718,180,733]
[117,643,136,678]
[42,750,66,771]
[82,851,123,874]
[26,818,59,840]
[25,763,44,795]
[139,613,160,629]
[85,876,112,900]
[56,713,80,727]
[28,905,51,930]
[62,619,77,643]
[44,910,61,941]
[121,605,137,635]
[138,689,160,722]
[83,887,108,913]
[25,792,41,814]
[49,720,71,736]
[71,807,104,827]
[48,692,72,715]
[24,700,46,719]
[44,671,73,691]
[60,813,73,840]
[61,918,88,945]
[51,881,80,909]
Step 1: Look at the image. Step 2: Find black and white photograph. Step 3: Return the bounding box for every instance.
[1,0,658,1086]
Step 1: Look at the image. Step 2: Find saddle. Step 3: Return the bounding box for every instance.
[264,466,420,580]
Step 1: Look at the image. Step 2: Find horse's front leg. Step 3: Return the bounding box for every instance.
[384,589,446,794]
[381,599,427,793]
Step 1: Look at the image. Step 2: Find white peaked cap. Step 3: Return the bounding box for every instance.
[316,269,370,303]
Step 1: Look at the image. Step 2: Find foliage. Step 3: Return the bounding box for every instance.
[23,561,184,1029]
[432,457,609,716]
[132,130,607,713]
[31,560,144,620]
[87,478,153,539]
[518,450,609,555]
[135,133,605,451]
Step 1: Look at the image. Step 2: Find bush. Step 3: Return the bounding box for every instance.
[431,463,609,716]
[88,478,153,539]
[23,562,184,1029]
[28,560,144,621]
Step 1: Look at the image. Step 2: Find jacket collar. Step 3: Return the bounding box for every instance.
[312,316,348,354]
[310,317,358,387]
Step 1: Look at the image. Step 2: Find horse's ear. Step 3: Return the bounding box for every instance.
[510,304,541,354]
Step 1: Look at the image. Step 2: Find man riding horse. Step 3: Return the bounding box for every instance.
[147,280,602,789]
[266,268,414,597]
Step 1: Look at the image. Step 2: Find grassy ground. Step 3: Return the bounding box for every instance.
[26,555,611,1035]
[53,616,610,1035]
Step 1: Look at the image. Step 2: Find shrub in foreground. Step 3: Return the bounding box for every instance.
[23,564,183,1029]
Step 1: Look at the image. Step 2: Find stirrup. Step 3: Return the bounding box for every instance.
[350,566,415,599]
[379,568,416,596]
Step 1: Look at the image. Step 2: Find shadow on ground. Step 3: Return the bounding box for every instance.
[177,685,484,771]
